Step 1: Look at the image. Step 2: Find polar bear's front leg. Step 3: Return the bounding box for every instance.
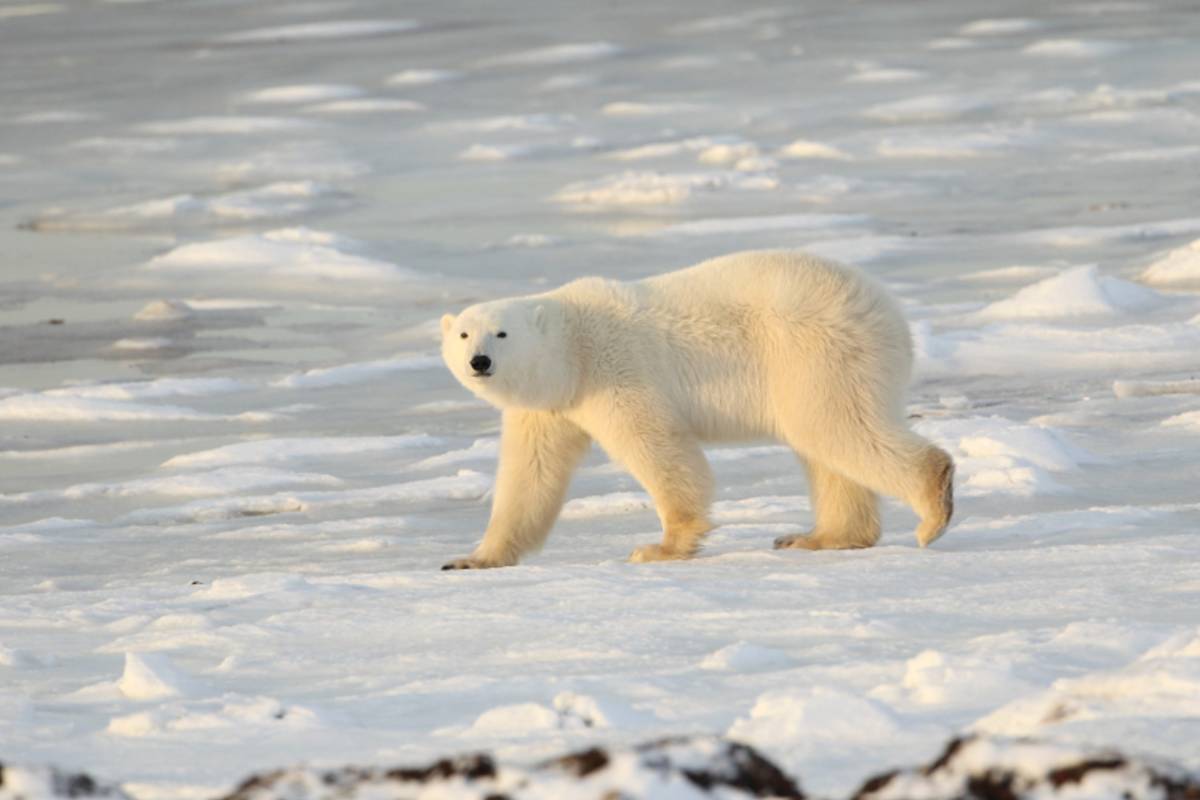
[441,409,590,570]
[590,398,714,563]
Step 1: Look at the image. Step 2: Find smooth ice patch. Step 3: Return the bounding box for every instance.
[916,319,1200,375]
[480,42,622,67]
[216,141,369,182]
[164,435,444,469]
[876,130,1024,159]
[273,355,441,389]
[29,181,345,231]
[5,467,342,505]
[148,228,415,282]
[561,492,652,519]
[974,265,1166,320]
[215,20,419,45]
[45,378,246,401]
[1141,238,1200,288]
[645,213,867,237]
[958,18,1043,35]
[1022,39,1125,58]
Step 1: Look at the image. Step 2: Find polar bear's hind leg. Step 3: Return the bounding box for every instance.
[774,460,881,550]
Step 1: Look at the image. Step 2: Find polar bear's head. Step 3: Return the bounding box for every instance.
[441,297,577,410]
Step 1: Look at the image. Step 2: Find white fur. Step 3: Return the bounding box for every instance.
[439,250,954,569]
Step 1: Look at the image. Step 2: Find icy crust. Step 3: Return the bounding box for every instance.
[851,735,1199,800]
[215,737,803,800]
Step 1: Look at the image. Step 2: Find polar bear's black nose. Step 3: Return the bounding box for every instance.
[470,355,492,373]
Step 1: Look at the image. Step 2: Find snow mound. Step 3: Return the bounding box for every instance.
[216,737,803,800]
[386,69,460,86]
[1163,410,1200,432]
[700,641,795,672]
[975,265,1166,320]
[240,84,364,104]
[553,170,775,207]
[976,632,1200,737]
[872,649,1032,709]
[148,228,415,282]
[914,416,1092,496]
[481,42,622,67]
[1023,38,1125,58]
[1142,238,1200,288]
[778,139,852,160]
[854,735,1199,800]
[134,299,194,322]
[728,687,899,749]
[117,652,194,701]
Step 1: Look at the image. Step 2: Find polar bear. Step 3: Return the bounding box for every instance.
[439,250,953,569]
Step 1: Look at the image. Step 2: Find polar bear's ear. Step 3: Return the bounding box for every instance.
[533,304,546,332]
[440,313,454,336]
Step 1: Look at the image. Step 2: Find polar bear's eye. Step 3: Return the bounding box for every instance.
[459,332,468,339]
[497,331,507,338]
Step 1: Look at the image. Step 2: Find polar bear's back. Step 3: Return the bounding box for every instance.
[552,250,914,440]
[644,250,900,327]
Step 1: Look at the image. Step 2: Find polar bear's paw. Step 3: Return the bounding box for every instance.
[441,556,505,571]
[628,544,692,563]
[773,532,873,551]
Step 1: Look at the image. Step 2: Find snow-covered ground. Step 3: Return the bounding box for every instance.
[2,1,1200,797]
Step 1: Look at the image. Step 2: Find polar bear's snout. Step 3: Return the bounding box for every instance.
[470,354,493,375]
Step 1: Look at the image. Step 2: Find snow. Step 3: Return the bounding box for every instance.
[147,228,415,282]
[4,1,1200,798]
[1142,238,1200,287]
[973,265,1166,320]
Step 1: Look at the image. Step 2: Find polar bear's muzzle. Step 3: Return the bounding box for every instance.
[470,354,493,376]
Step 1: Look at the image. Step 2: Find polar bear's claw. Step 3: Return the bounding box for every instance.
[441,556,496,571]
